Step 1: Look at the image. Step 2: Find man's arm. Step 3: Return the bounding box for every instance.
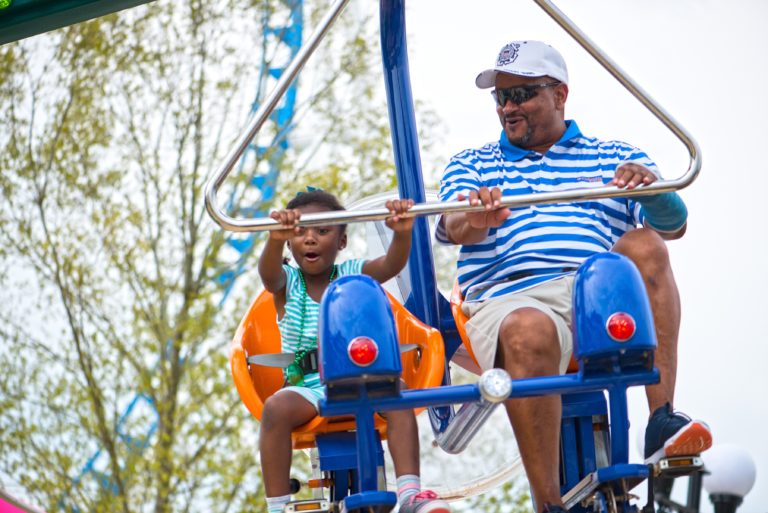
[442,187,511,245]
[610,163,688,241]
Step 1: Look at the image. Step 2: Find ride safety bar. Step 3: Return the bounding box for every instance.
[203,0,701,233]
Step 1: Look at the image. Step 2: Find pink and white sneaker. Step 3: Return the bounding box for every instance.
[399,490,451,513]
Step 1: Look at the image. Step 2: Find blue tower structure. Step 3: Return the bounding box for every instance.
[60,2,304,509]
[216,0,304,303]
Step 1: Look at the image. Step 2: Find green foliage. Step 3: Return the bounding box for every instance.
[0,0,446,512]
[452,477,532,512]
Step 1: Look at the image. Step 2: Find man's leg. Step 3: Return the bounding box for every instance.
[496,307,563,512]
[612,228,679,411]
[612,228,711,462]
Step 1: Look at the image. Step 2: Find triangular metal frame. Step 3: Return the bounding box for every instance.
[204,0,701,233]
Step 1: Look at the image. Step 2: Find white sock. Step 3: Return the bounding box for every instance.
[266,493,291,513]
[396,474,421,505]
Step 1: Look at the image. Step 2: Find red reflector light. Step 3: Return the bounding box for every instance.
[606,312,636,342]
[348,336,378,366]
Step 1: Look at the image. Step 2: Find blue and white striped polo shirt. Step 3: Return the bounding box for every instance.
[436,120,656,302]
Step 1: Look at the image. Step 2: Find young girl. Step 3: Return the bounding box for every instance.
[258,190,450,513]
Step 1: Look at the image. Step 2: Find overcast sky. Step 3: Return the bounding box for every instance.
[401,0,767,510]
[5,1,764,511]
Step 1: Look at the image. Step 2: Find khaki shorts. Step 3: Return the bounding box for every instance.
[461,275,574,374]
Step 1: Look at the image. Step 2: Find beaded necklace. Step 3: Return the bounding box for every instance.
[285,264,338,386]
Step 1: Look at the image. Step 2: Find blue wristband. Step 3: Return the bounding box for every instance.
[638,192,688,232]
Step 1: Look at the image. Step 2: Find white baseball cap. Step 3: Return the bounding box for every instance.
[475,40,569,89]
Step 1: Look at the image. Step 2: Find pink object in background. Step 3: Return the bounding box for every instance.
[0,491,46,513]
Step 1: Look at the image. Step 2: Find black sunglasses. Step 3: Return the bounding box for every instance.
[491,81,562,106]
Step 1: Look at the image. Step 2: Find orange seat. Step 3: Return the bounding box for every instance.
[231,288,446,449]
[449,280,578,373]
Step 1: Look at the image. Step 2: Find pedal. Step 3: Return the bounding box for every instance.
[285,498,332,512]
[654,455,703,478]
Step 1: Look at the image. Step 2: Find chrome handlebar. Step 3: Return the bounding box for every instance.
[203,0,701,233]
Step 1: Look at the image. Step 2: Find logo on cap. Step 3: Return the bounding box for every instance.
[496,43,521,66]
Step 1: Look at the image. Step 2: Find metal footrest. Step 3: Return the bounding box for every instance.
[285,499,332,512]
[563,472,599,509]
[654,455,704,478]
[563,464,649,511]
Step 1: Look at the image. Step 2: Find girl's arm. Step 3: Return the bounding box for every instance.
[362,199,414,283]
[258,209,301,293]
[258,238,288,293]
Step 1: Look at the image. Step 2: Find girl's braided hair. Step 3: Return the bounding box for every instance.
[285,190,347,234]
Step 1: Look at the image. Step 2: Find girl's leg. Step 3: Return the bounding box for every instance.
[385,385,451,512]
[385,407,420,477]
[259,390,317,497]
[386,380,421,505]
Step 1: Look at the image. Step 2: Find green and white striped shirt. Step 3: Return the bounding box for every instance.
[278,259,365,388]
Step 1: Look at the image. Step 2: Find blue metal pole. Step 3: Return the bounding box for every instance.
[320,370,657,417]
[379,0,440,329]
[354,407,381,492]
[608,385,631,465]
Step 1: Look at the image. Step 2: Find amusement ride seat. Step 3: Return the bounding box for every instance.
[230,288,446,449]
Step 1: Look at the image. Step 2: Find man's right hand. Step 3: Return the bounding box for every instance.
[458,187,511,229]
[444,187,511,245]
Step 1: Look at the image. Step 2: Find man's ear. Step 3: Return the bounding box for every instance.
[339,232,347,250]
[555,83,569,110]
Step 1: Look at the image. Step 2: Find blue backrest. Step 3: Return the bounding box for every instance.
[319,275,402,387]
[572,253,657,373]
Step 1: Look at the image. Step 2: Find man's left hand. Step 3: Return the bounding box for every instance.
[609,163,658,189]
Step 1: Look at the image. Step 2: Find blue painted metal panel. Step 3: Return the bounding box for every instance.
[319,275,401,385]
[343,491,397,511]
[560,417,580,487]
[572,253,657,366]
[315,432,383,472]
[577,414,597,474]
[379,0,439,329]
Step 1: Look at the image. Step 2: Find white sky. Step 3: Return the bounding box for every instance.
[6,1,764,511]
[400,0,768,510]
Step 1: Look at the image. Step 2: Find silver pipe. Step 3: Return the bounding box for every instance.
[208,178,692,232]
[434,369,512,454]
[203,0,352,229]
[204,0,701,234]
[533,0,701,186]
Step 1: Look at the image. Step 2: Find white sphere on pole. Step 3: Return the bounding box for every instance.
[702,444,757,498]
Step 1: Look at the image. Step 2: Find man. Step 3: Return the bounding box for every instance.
[435,40,712,512]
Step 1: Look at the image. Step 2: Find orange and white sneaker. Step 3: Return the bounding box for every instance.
[644,402,712,464]
[399,490,451,513]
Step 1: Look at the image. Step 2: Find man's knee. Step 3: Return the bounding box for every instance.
[497,307,560,364]
[613,228,671,272]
